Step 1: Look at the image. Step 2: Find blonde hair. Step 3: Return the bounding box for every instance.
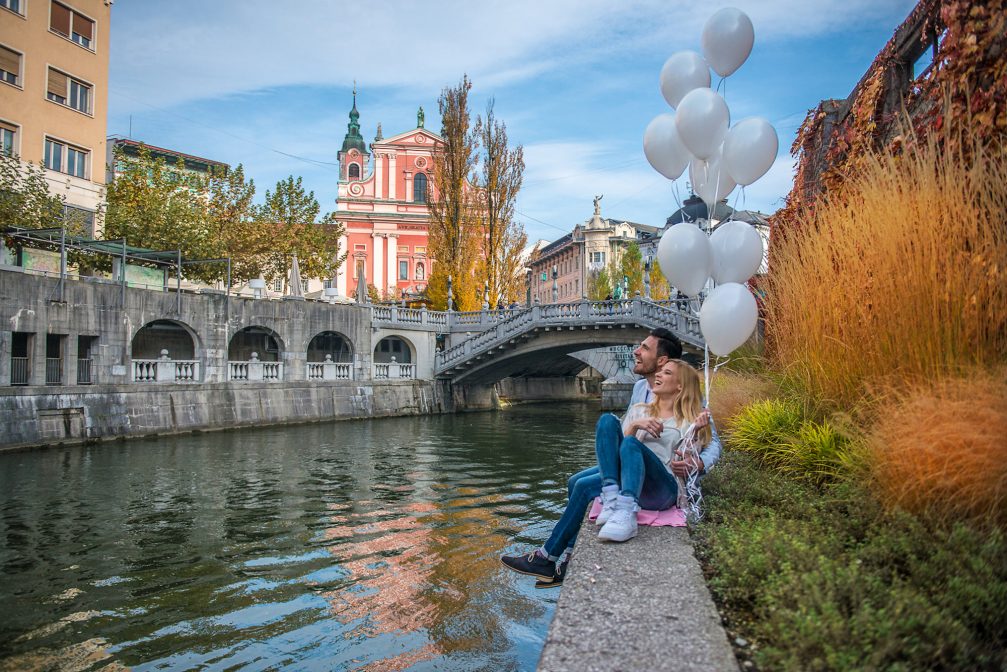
[646,360,711,446]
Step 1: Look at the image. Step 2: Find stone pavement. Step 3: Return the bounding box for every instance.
[537,518,738,672]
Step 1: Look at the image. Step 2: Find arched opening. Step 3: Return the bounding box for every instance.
[228,327,282,362]
[373,335,413,363]
[131,320,197,359]
[415,262,425,281]
[307,331,353,363]
[348,163,360,179]
[413,173,428,203]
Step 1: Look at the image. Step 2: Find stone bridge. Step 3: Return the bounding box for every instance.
[432,298,704,385]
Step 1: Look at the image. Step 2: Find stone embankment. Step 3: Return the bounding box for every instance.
[539,517,738,671]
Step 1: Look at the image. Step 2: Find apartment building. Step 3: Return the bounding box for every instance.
[0,0,111,236]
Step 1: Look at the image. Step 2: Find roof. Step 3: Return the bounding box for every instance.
[665,195,735,227]
[108,136,229,173]
[3,226,226,266]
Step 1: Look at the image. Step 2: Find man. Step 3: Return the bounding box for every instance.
[500,328,722,587]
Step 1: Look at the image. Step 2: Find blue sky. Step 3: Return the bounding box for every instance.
[106,0,916,244]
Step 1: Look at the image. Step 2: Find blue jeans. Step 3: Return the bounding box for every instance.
[541,414,678,558]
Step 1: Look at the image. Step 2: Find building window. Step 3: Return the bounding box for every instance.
[398,245,409,253]
[45,137,88,178]
[348,163,360,179]
[398,260,408,280]
[273,278,283,292]
[51,1,95,50]
[323,279,333,290]
[415,262,425,281]
[47,68,92,114]
[354,244,366,251]
[591,251,606,265]
[413,173,427,203]
[1,0,22,14]
[0,122,15,156]
[0,45,20,86]
[415,246,426,255]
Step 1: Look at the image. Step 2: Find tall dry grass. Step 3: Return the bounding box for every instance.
[867,370,1007,527]
[707,370,776,433]
[764,129,1007,409]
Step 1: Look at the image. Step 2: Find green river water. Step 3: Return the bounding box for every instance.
[0,402,603,672]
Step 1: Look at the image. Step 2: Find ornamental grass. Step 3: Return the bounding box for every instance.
[867,369,1007,528]
[763,128,1007,410]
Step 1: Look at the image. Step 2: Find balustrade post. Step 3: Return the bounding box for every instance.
[390,305,398,323]
[248,351,264,381]
[389,356,400,379]
[579,299,589,320]
[531,303,541,323]
[420,305,428,325]
[155,349,173,382]
[323,354,336,381]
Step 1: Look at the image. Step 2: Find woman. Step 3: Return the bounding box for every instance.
[500,360,716,587]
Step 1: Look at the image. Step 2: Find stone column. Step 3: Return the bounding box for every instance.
[374,153,384,198]
[404,172,413,202]
[386,233,398,298]
[372,232,384,294]
[29,331,46,386]
[0,330,11,386]
[66,333,79,386]
[336,234,349,297]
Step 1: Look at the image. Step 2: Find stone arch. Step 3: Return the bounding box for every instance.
[228,326,284,362]
[130,319,200,360]
[373,334,414,364]
[306,330,353,363]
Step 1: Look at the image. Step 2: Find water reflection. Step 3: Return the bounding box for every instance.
[0,403,600,671]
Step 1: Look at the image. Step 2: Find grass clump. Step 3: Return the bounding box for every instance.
[695,452,1007,671]
[867,369,1007,528]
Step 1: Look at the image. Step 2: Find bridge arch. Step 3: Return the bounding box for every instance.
[130,319,201,360]
[373,334,414,364]
[307,330,353,363]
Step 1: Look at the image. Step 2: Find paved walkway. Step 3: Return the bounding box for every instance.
[537,517,738,672]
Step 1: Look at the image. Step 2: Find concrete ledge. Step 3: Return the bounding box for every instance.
[538,518,738,672]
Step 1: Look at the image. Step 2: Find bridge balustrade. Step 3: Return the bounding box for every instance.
[307,360,352,381]
[133,357,200,383]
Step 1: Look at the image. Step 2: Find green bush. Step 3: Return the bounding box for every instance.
[694,452,1007,671]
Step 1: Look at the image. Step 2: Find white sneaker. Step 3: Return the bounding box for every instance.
[598,495,638,542]
[595,485,620,526]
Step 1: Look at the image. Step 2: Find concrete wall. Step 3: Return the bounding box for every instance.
[0,379,452,451]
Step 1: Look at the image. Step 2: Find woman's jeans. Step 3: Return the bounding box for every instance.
[542,414,678,559]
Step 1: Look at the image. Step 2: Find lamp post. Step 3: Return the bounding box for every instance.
[644,258,652,299]
[552,265,558,304]
[446,274,454,312]
[525,268,532,307]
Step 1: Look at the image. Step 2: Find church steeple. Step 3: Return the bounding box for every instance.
[341,82,366,154]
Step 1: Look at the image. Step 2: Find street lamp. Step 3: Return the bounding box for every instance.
[552,265,558,304]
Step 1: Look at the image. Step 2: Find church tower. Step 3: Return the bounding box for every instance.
[338,85,369,182]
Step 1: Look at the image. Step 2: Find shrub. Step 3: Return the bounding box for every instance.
[695,452,1007,671]
[867,370,1007,528]
[707,371,776,434]
[764,129,1007,410]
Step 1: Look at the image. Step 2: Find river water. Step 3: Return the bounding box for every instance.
[0,403,602,672]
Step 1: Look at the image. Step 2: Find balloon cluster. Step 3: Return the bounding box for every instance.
[646,8,777,357]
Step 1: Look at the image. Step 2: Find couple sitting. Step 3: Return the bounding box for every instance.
[501,328,722,588]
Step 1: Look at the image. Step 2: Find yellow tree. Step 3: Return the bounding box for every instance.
[428,75,481,310]
[474,100,526,309]
[650,259,670,300]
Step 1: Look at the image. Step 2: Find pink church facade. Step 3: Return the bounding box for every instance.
[332,97,440,302]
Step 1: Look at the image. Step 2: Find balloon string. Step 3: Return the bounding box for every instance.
[704,343,711,408]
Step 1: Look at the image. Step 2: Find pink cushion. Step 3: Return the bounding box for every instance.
[589,497,687,527]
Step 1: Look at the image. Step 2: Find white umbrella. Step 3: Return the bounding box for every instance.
[288,253,303,298]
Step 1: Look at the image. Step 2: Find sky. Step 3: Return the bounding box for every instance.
[106,0,917,245]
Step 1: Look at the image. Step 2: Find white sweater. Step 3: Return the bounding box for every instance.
[621,403,689,472]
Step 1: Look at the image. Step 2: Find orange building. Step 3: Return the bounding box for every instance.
[333,94,439,302]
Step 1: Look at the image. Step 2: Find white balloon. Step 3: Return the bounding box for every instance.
[723,117,779,186]
[689,150,736,210]
[675,88,730,160]
[643,113,691,180]
[656,223,712,296]
[699,282,758,355]
[659,51,711,109]
[701,8,755,78]
[709,220,764,284]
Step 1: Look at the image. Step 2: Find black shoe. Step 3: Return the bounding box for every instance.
[535,558,569,589]
[501,551,556,580]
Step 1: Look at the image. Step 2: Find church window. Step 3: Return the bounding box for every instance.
[399,260,408,280]
[413,173,427,203]
[348,163,360,179]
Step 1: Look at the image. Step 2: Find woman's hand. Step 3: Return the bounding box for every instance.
[628,418,664,438]
[670,452,704,477]
[694,410,712,429]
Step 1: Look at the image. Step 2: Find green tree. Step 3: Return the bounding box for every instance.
[104,146,221,282]
[474,99,526,309]
[428,75,481,310]
[619,242,645,297]
[0,154,73,232]
[206,164,264,283]
[257,176,345,292]
[587,266,613,300]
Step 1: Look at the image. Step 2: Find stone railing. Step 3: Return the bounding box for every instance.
[306,358,353,380]
[369,305,521,332]
[228,352,283,382]
[133,353,200,383]
[373,360,416,380]
[434,297,703,375]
